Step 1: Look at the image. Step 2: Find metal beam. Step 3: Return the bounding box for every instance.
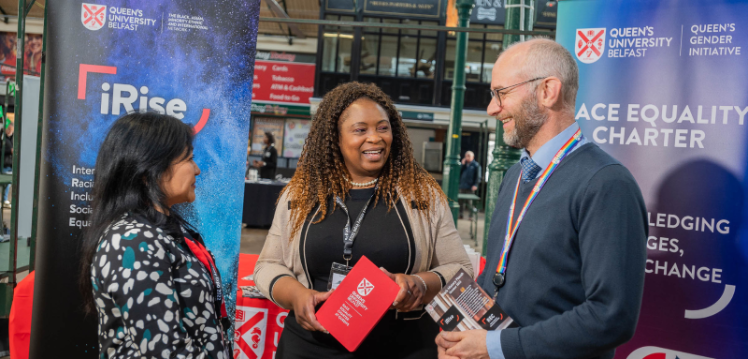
[261,0,307,39]
[8,0,27,297]
[0,6,9,24]
[29,0,46,272]
[24,0,36,17]
[481,0,530,255]
[442,0,474,224]
[259,17,553,36]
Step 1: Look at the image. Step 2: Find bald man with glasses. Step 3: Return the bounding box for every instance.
[436,39,647,359]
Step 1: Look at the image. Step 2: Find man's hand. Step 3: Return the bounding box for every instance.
[471,185,477,192]
[435,329,490,359]
[461,157,467,165]
[438,345,460,359]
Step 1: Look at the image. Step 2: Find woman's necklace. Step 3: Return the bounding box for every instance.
[344,176,378,187]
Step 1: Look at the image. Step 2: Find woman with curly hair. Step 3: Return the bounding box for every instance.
[254,82,472,358]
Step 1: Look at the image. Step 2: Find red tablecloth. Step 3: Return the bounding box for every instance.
[8,254,485,359]
[232,254,486,359]
[234,254,289,359]
[9,271,34,359]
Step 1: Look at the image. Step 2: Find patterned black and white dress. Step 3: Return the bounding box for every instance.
[90,213,229,359]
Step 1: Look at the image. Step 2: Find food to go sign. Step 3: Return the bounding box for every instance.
[252,51,315,105]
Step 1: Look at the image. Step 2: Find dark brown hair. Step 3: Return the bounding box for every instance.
[282,82,445,237]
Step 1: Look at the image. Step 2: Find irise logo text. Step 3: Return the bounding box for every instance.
[78,64,211,134]
[98,82,187,119]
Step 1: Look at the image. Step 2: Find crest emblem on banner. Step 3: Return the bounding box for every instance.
[235,307,268,359]
[575,28,606,64]
[81,3,107,31]
[357,278,375,296]
[626,346,714,359]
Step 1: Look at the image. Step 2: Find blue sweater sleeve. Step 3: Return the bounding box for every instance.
[499,165,648,359]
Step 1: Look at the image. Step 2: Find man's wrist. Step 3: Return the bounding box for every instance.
[486,329,505,359]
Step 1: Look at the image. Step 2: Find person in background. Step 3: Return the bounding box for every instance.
[245,144,253,179]
[254,82,473,359]
[436,38,647,359]
[3,118,13,208]
[458,150,481,219]
[0,33,15,79]
[253,131,278,179]
[79,113,230,359]
[24,34,42,75]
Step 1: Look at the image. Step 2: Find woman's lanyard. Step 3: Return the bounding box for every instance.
[183,232,228,319]
[334,185,378,267]
[493,129,583,293]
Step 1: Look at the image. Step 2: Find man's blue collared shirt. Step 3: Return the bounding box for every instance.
[486,121,588,359]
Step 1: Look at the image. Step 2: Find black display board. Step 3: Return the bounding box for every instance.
[364,0,443,18]
[470,0,507,25]
[535,0,558,29]
[31,0,259,357]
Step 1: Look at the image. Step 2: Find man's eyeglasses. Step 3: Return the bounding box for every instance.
[488,77,547,107]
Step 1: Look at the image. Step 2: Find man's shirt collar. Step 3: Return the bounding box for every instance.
[520,122,586,175]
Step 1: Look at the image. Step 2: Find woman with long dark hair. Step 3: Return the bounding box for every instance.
[252,131,278,179]
[254,82,472,358]
[79,113,229,359]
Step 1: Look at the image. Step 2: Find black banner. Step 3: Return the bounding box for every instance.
[31,0,259,357]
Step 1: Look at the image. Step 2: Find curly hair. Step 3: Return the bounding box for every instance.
[282,82,446,238]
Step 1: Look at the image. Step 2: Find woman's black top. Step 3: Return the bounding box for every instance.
[260,145,278,179]
[90,213,229,359]
[277,187,439,359]
[2,134,11,169]
[304,187,415,290]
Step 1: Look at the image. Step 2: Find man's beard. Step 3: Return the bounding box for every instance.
[502,92,548,149]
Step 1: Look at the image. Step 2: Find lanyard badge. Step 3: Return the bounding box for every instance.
[328,262,352,291]
[493,130,583,293]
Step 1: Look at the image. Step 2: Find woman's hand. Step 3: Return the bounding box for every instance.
[380,268,426,312]
[290,288,334,333]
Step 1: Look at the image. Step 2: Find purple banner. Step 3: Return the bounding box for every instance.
[558,0,748,358]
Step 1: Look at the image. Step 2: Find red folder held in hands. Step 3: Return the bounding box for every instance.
[316,256,401,352]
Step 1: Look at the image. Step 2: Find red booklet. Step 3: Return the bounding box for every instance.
[316,256,401,352]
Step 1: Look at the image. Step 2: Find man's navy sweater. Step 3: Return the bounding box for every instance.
[478,143,648,359]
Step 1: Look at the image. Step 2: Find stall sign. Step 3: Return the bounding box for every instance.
[326,0,357,12]
[363,0,442,18]
[400,110,434,122]
[252,60,315,105]
[255,51,316,64]
[251,102,311,117]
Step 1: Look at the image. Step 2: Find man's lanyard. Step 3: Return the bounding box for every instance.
[493,129,583,291]
[183,232,228,319]
[334,185,378,266]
